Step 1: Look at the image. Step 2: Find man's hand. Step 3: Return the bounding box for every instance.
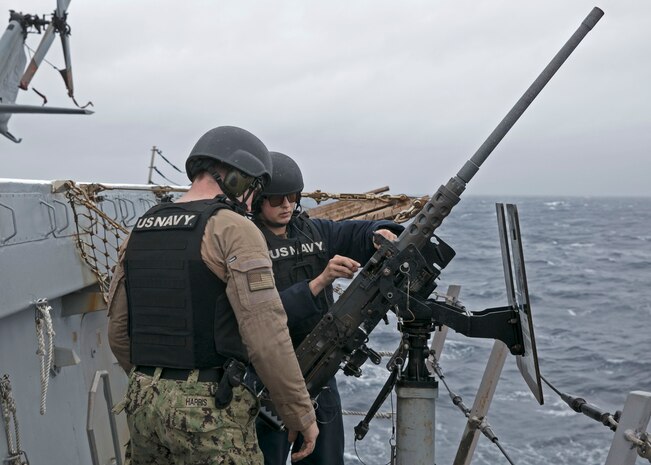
[288,421,319,462]
[372,229,398,249]
[309,255,361,296]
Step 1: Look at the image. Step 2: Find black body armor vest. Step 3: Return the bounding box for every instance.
[124,198,247,369]
[258,213,331,345]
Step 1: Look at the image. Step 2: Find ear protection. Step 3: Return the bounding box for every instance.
[222,168,254,197]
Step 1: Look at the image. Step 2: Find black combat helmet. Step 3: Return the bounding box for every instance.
[252,151,304,213]
[185,126,272,197]
[263,151,304,195]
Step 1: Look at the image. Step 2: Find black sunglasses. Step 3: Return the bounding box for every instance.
[265,192,299,207]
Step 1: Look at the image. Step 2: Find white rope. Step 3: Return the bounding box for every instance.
[35,299,55,416]
[342,409,393,419]
[624,430,651,460]
[0,374,24,463]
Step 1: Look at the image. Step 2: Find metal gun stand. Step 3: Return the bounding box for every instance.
[354,204,543,465]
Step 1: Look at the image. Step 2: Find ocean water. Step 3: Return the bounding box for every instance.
[333,196,651,465]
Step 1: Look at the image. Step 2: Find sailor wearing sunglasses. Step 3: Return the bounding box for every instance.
[248,151,403,465]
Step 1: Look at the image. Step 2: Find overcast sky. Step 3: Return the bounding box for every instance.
[2,0,650,197]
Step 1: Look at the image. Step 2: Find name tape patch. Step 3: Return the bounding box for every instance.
[247,271,274,291]
[134,213,199,231]
[182,396,214,408]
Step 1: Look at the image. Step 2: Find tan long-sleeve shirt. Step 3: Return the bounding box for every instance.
[107,208,315,431]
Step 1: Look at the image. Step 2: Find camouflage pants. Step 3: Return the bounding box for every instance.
[122,368,263,465]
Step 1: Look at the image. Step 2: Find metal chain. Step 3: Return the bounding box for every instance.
[392,197,428,224]
[74,182,187,197]
[302,190,412,204]
[34,299,54,416]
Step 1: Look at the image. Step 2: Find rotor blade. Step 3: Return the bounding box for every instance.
[0,104,92,115]
[59,33,74,97]
[0,128,22,143]
[57,0,72,17]
[19,23,57,90]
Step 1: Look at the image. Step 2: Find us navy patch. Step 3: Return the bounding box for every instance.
[247,270,274,291]
[134,212,199,231]
[268,241,324,260]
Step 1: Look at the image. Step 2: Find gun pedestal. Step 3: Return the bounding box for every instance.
[353,318,440,465]
[394,322,438,465]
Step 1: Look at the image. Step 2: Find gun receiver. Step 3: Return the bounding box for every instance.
[258,7,604,429]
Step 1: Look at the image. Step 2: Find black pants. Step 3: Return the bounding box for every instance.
[256,377,344,465]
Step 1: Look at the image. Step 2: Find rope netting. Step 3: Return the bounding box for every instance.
[63,182,130,302]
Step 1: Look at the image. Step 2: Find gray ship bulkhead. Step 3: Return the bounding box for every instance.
[0,179,161,465]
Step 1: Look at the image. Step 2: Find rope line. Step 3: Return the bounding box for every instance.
[342,410,393,419]
[541,374,620,431]
[624,431,651,461]
[154,148,186,174]
[0,375,20,459]
[152,166,182,186]
[24,43,58,72]
[429,354,516,465]
[34,299,55,416]
[0,374,29,464]
[541,374,651,461]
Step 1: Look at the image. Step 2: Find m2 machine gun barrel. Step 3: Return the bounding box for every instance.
[293,6,604,403]
[405,6,604,252]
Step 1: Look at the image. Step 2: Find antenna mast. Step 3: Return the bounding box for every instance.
[147,146,157,184]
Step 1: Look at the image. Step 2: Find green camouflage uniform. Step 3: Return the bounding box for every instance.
[109,210,317,463]
[122,369,262,465]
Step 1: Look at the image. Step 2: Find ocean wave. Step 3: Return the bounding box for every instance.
[569,242,596,248]
[335,197,650,465]
[544,200,570,208]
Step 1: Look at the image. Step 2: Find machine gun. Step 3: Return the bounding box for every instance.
[258,8,604,441]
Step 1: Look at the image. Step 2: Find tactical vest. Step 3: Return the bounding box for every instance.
[258,213,331,345]
[124,198,246,369]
